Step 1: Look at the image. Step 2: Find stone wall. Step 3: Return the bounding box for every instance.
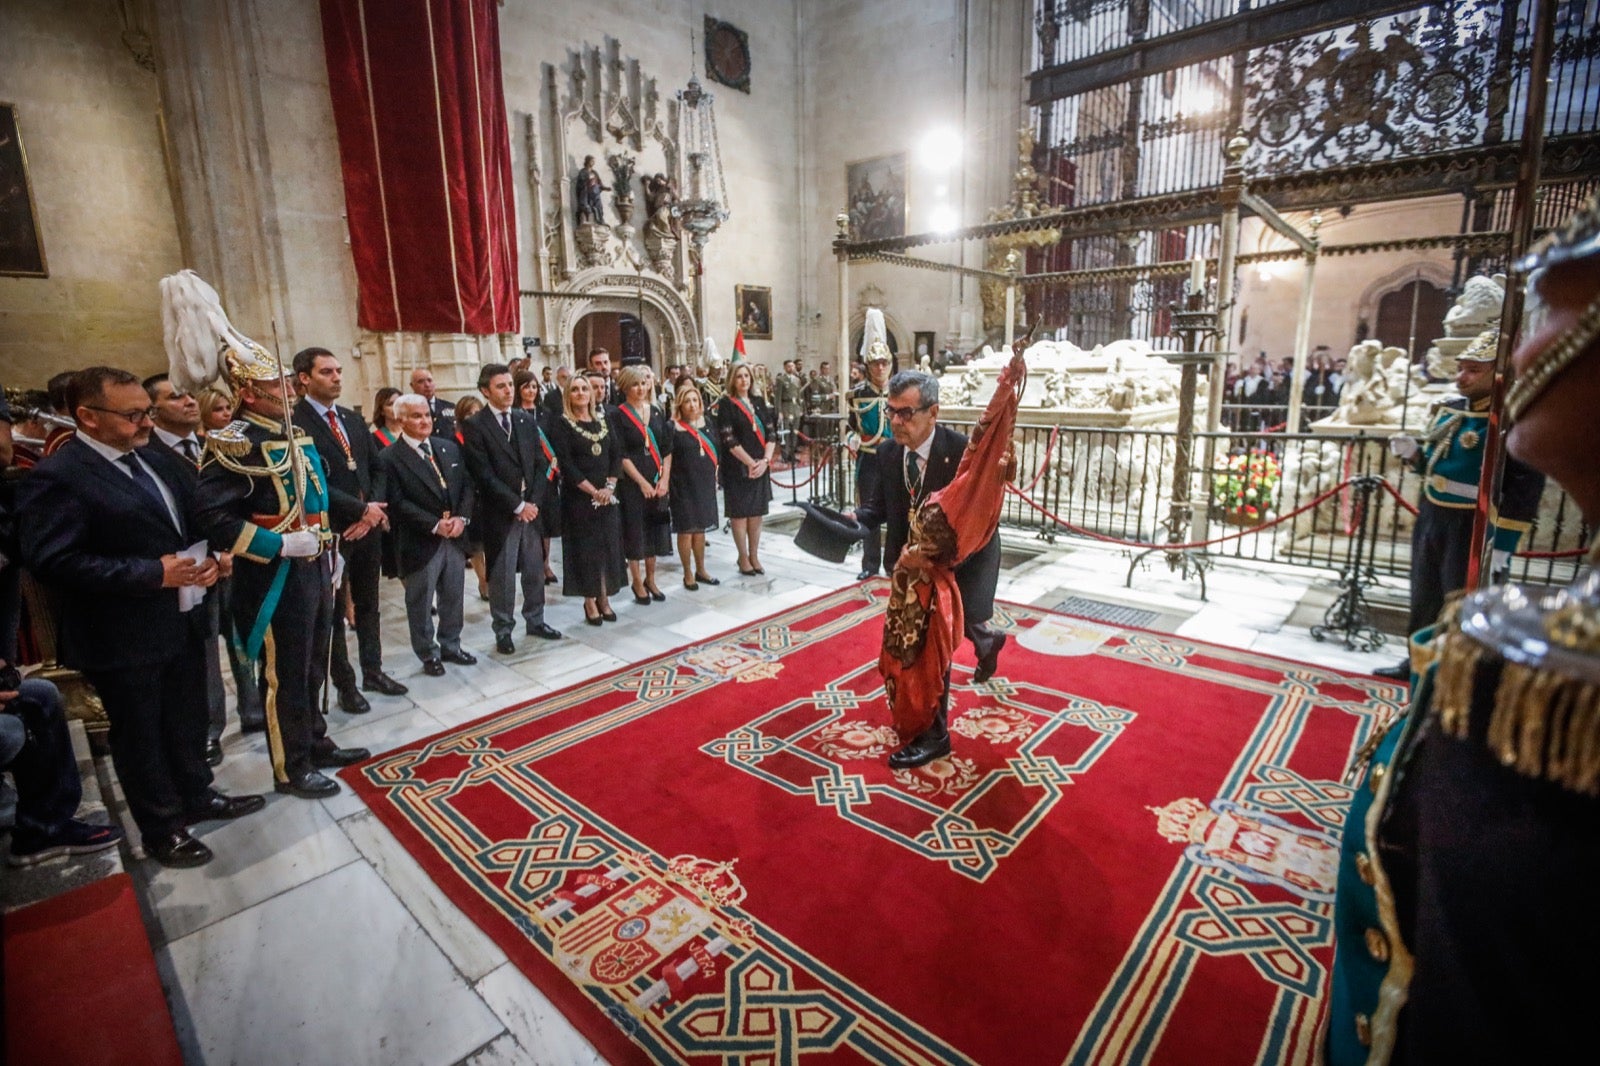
[0,0,185,386]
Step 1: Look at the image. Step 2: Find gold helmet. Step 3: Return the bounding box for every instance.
[1456,327,1500,364]
[865,341,893,363]
[1506,190,1600,422]
[160,269,287,396]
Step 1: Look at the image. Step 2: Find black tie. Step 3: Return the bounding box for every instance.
[907,451,923,496]
[499,411,512,439]
[119,453,173,517]
[178,438,200,466]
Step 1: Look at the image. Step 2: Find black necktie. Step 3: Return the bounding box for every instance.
[178,438,200,466]
[499,411,512,439]
[418,441,446,488]
[119,453,173,517]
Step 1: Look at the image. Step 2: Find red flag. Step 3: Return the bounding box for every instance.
[733,329,747,361]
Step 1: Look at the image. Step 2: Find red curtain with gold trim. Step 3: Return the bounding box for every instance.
[320,0,518,334]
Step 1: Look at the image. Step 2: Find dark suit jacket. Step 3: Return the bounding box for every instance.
[856,423,1000,622]
[459,407,549,571]
[292,398,377,530]
[377,435,473,578]
[18,437,205,670]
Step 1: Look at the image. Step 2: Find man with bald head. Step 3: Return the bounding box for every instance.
[410,367,455,440]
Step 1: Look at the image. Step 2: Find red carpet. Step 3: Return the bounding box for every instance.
[344,582,1403,1064]
[3,873,183,1066]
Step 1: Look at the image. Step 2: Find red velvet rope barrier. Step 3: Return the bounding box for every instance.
[770,446,833,490]
[1373,475,1587,559]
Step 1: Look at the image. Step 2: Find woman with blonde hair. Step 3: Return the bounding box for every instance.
[669,383,720,588]
[610,364,673,604]
[714,362,775,575]
[196,386,235,434]
[549,374,625,624]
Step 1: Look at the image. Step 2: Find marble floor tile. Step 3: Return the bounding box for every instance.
[162,861,503,1066]
[474,961,606,1066]
[335,703,454,756]
[340,809,507,983]
[140,787,361,944]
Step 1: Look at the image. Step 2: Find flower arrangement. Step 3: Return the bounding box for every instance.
[1212,449,1281,525]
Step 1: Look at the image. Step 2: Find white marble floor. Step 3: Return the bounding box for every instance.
[121,513,1405,1065]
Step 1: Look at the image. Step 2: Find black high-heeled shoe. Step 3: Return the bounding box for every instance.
[633,593,652,606]
[583,604,602,627]
[600,606,618,622]
[648,587,666,602]
[696,574,720,586]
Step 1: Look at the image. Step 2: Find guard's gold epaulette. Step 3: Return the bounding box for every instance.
[1433,599,1600,797]
[204,420,253,458]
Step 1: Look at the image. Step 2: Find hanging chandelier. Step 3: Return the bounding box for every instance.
[676,73,730,246]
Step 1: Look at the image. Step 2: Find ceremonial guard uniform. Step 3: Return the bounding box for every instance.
[1397,335,1544,640]
[1327,191,1600,1064]
[162,270,367,798]
[848,345,892,579]
[197,410,364,794]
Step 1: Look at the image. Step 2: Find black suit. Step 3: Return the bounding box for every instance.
[856,423,1003,653]
[378,436,474,659]
[293,399,387,684]
[18,437,214,842]
[460,407,550,639]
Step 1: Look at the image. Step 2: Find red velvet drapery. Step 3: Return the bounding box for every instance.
[320,0,519,334]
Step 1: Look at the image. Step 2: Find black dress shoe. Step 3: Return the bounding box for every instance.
[972,633,1008,684]
[311,744,370,768]
[683,579,699,591]
[337,684,371,715]
[274,769,341,798]
[496,635,516,654]
[696,574,720,586]
[205,738,224,767]
[887,730,952,770]
[421,658,446,677]
[441,649,477,666]
[856,569,877,581]
[527,623,563,641]
[740,567,760,577]
[633,593,653,605]
[146,829,214,868]
[362,671,409,696]
[1372,661,1411,680]
[648,588,666,602]
[184,790,266,825]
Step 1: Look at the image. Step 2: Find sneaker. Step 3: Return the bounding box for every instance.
[7,820,127,867]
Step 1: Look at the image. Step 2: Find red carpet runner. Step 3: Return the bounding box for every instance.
[3,873,184,1066]
[344,582,1403,1064]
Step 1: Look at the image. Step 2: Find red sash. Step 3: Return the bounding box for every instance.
[617,403,662,474]
[677,420,719,467]
[731,396,767,449]
[536,426,559,480]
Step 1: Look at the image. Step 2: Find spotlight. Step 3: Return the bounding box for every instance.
[929,205,959,233]
[918,128,962,171]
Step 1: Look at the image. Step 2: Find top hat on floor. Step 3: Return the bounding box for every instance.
[790,501,869,564]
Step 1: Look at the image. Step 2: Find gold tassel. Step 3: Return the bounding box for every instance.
[1434,632,1483,739]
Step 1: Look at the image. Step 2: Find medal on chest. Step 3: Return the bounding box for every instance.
[592,442,602,456]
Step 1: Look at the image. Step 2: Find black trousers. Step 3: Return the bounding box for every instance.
[233,557,333,783]
[330,533,383,685]
[85,633,214,842]
[1408,500,1474,639]
[855,455,882,575]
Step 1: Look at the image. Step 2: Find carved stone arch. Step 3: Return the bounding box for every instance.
[1355,261,1454,326]
[551,266,697,368]
[847,307,911,360]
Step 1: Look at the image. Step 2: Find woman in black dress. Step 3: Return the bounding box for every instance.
[669,383,720,589]
[715,363,775,575]
[548,375,625,624]
[610,365,674,605]
[516,368,561,584]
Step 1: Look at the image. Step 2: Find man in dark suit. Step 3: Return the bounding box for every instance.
[145,371,227,766]
[379,394,477,676]
[291,348,407,710]
[587,347,623,407]
[853,368,1006,769]
[410,367,456,439]
[461,363,563,655]
[19,366,264,868]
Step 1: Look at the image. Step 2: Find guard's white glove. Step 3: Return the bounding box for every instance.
[1388,435,1420,461]
[331,549,347,588]
[1491,549,1511,576]
[279,530,321,558]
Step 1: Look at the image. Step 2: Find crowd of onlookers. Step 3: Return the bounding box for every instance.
[1222,346,1348,433]
[0,346,845,869]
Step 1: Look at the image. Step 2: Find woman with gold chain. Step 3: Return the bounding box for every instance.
[611,365,674,605]
[548,374,625,625]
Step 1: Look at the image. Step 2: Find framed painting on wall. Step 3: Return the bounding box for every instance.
[846,151,907,243]
[736,285,772,340]
[0,103,48,278]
